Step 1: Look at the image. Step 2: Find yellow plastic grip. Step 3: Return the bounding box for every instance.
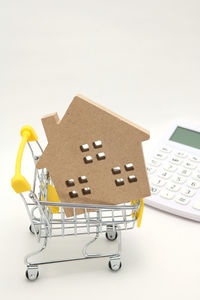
[137,198,144,228]
[11,126,38,193]
[131,198,144,228]
[41,184,60,214]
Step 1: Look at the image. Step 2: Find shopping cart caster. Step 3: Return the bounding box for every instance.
[108,258,122,271]
[26,267,39,281]
[105,225,118,241]
[29,224,39,235]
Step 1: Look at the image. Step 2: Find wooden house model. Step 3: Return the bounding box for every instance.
[36,95,150,216]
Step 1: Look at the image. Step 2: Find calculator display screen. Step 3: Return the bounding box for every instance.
[169,126,200,149]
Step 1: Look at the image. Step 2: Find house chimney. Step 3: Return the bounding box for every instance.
[42,112,60,142]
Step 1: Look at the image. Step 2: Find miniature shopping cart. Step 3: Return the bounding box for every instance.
[11,126,144,281]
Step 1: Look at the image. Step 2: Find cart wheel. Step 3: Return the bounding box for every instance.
[29,225,39,235]
[108,260,122,271]
[105,231,118,241]
[26,268,39,281]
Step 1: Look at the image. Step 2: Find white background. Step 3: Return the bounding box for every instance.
[1,0,200,299]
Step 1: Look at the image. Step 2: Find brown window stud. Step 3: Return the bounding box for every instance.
[112,166,121,174]
[96,152,105,160]
[80,144,89,152]
[128,175,137,183]
[115,178,124,186]
[69,190,78,198]
[65,179,75,187]
[84,155,93,163]
[125,163,134,171]
[78,176,88,183]
[82,187,91,195]
[93,140,102,149]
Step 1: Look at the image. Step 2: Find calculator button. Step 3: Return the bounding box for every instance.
[189,155,200,163]
[163,163,177,172]
[192,173,200,181]
[157,170,172,179]
[160,190,175,200]
[181,188,196,197]
[148,159,161,167]
[172,175,186,184]
[175,196,190,205]
[150,186,160,195]
[192,198,200,210]
[186,179,200,189]
[169,157,183,165]
[160,146,172,153]
[147,166,156,174]
[166,182,181,192]
[151,177,166,187]
[177,168,192,177]
[154,152,168,160]
[183,161,196,170]
[174,151,187,158]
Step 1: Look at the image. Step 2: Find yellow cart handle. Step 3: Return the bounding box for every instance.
[11,126,38,193]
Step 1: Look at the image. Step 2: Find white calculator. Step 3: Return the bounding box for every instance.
[144,123,200,222]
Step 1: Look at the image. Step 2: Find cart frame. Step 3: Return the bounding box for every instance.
[11,126,144,280]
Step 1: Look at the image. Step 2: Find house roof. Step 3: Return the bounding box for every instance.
[37,94,149,170]
[73,95,150,140]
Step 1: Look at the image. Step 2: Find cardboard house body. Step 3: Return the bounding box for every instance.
[37,95,150,216]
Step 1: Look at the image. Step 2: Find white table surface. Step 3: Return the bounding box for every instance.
[1,1,200,299]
